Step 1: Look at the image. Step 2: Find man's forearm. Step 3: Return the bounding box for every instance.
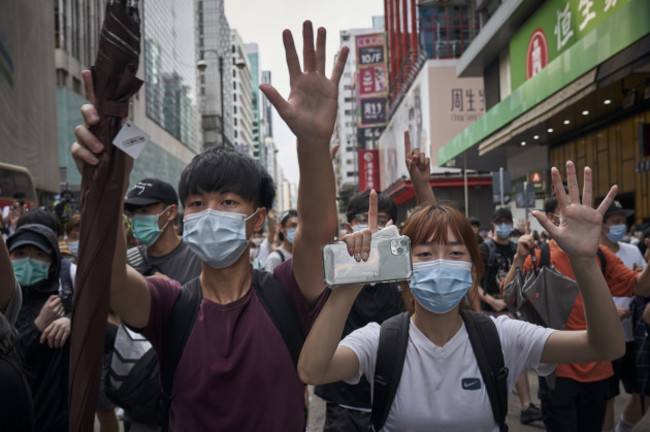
[502,254,526,289]
[635,264,650,296]
[413,179,436,206]
[0,237,15,311]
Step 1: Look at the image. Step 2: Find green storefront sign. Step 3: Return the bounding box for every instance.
[510,0,632,90]
[438,0,649,166]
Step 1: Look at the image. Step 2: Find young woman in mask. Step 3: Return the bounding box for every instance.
[298,161,626,431]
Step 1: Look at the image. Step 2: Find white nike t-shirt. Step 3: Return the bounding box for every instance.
[340,314,555,432]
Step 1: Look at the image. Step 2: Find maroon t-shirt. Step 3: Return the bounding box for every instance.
[141,260,327,431]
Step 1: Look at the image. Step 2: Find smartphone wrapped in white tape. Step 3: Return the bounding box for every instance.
[322,226,413,287]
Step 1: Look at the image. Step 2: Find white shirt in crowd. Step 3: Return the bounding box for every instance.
[341,315,555,432]
[613,241,647,342]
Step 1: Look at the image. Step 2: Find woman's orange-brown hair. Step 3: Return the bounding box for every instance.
[399,202,484,314]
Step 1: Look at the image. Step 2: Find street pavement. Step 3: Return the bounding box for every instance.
[307,371,650,431]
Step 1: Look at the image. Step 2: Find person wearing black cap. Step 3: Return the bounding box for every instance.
[265,209,298,271]
[7,223,70,431]
[118,178,202,432]
[123,178,201,283]
[479,207,542,424]
[600,201,648,432]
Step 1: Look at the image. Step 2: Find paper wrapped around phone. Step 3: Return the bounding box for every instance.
[322,226,413,287]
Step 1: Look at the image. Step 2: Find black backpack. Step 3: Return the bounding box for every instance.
[369,310,509,432]
[106,269,306,429]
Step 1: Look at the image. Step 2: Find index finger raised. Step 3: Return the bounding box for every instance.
[368,189,378,232]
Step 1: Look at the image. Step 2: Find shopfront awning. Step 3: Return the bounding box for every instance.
[385,175,493,205]
[437,0,650,166]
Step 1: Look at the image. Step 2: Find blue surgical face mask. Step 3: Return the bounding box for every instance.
[67,240,79,257]
[606,224,627,243]
[131,206,171,246]
[410,259,473,314]
[183,208,258,269]
[286,227,296,245]
[12,257,51,287]
[495,223,513,239]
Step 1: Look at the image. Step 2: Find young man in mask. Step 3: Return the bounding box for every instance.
[72,21,345,431]
[123,178,201,283]
[480,207,542,424]
[600,200,648,432]
[265,209,297,271]
[8,224,71,431]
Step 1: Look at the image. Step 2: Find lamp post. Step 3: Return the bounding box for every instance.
[197,50,247,149]
[197,49,228,148]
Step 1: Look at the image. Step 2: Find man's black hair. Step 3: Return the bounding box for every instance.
[280,209,298,227]
[346,190,398,224]
[17,208,62,236]
[178,147,275,209]
[544,196,558,215]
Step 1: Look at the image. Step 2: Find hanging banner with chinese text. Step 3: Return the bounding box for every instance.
[509,0,633,90]
[356,33,388,128]
[358,149,380,192]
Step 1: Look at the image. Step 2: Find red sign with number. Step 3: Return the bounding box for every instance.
[358,150,380,192]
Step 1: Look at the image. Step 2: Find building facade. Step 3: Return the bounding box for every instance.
[52,0,200,192]
[231,30,254,157]
[0,1,58,200]
[197,0,234,150]
[246,43,264,163]
[438,0,650,224]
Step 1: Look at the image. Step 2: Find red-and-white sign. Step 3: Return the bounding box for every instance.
[526,28,549,80]
[530,171,542,184]
[358,149,380,192]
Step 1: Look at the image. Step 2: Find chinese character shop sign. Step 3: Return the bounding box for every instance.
[358,149,380,192]
[356,33,388,128]
[509,0,632,90]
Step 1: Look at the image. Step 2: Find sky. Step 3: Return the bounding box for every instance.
[224,0,384,184]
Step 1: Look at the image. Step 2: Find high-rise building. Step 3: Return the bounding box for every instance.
[1,2,58,199]
[197,0,234,150]
[245,43,264,163]
[333,25,382,213]
[53,0,201,191]
[261,70,273,139]
[231,30,254,157]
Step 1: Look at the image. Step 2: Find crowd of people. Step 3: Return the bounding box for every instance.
[1,20,650,432]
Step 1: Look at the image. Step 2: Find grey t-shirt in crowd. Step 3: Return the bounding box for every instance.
[144,240,202,284]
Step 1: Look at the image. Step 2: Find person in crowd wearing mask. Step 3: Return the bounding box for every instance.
[298,161,626,431]
[479,207,542,424]
[65,213,81,259]
[72,20,344,431]
[16,209,75,314]
[502,192,650,432]
[600,200,649,432]
[250,229,266,270]
[265,209,298,271]
[8,224,71,431]
[314,189,402,430]
[123,178,202,282]
[256,210,276,265]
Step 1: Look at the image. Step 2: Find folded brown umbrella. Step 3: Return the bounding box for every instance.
[69,1,143,430]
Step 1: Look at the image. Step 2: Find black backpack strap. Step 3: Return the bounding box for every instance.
[160,277,203,432]
[253,269,304,367]
[370,311,410,432]
[275,249,286,263]
[460,309,509,432]
[126,245,152,276]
